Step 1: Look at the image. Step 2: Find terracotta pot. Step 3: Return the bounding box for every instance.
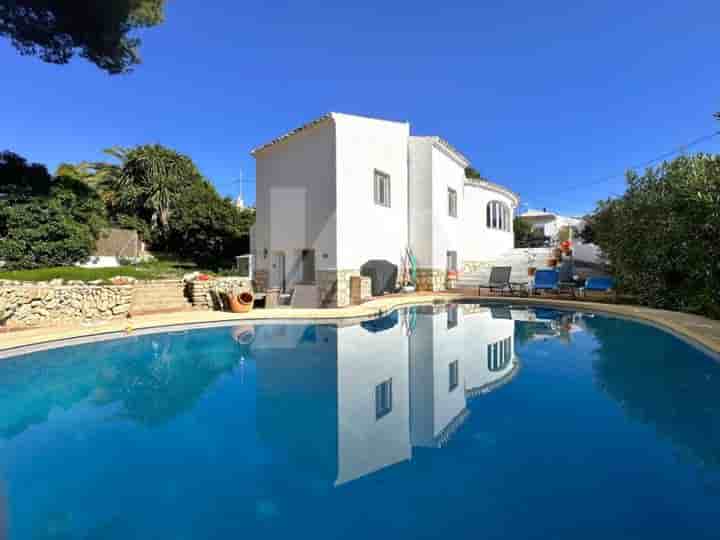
[227,291,254,313]
[528,267,537,277]
[197,274,210,281]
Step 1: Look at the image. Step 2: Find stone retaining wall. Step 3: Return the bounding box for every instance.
[317,269,359,308]
[0,283,133,328]
[187,277,253,310]
[416,268,447,292]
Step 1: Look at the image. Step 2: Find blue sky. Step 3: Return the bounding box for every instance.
[2,0,719,215]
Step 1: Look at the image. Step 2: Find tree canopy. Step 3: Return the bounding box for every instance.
[0,150,52,198]
[584,154,720,318]
[0,0,166,74]
[0,172,107,269]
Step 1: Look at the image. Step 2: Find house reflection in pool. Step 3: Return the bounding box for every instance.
[250,303,520,487]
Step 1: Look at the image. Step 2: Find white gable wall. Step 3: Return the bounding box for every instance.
[253,119,337,288]
[409,138,467,270]
[408,137,433,267]
[431,145,466,269]
[334,113,410,270]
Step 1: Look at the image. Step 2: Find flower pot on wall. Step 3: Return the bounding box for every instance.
[227,291,254,313]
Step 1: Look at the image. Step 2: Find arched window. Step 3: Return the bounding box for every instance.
[486,201,511,232]
[487,337,512,372]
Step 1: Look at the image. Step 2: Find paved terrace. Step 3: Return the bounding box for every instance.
[1,293,720,358]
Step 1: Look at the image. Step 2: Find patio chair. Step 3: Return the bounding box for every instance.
[481,266,512,295]
[533,269,559,295]
[581,276,616,302]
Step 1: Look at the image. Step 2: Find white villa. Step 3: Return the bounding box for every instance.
[251,112,519,307]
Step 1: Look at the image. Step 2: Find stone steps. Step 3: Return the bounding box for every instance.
[130,280,192,314]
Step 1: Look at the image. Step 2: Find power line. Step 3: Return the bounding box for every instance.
[556,131,720,195]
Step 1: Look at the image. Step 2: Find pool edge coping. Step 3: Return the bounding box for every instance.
[1,294,719,360]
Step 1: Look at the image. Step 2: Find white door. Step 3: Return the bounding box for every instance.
[270,252,285,290]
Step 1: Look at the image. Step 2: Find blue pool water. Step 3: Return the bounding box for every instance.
[1,303,719,539]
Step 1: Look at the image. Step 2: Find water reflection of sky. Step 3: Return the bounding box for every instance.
[0,304,719,539]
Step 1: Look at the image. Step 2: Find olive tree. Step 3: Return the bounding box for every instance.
[584,154,720,318]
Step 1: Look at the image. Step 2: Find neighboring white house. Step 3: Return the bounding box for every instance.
[251,112,519,307]
[518,209,602,264]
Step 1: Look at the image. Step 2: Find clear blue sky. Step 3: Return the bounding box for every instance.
[2,0,719,215]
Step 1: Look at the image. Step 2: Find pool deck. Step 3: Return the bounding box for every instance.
[2,293,720,357]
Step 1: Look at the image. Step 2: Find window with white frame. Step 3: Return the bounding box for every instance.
[448,188,458,217]
[374,170,391,207]
[486,201,511,232]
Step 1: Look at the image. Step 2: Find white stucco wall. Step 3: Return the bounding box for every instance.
[253,118,337,288]
[431,145,465,269]
[408,137,434,268]
[463,183,516,261]
[335,322,411,486]
[409,306,467,447]
[334,113,410,271]
[408,138,467,270]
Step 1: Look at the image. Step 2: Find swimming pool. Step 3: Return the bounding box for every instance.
[1,303,719,539]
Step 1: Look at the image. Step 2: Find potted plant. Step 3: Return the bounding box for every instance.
[226,287,255,313]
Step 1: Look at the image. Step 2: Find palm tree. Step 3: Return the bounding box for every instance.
[99,144,198,232]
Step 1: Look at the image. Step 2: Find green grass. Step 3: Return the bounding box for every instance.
[0,258,202,283]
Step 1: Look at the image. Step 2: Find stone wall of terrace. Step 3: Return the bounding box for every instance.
[187,277,253,310]
[0,281,133,328]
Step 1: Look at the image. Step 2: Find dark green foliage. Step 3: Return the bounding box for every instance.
[0,146,254,270]
[0,151,52,199]
[165,179,255,267]
[465,166,482,179]
[513,216,533,247]
[0,174,107,269]
[585,154,720,318]
[0,0,165,74]
[98,144,255,267]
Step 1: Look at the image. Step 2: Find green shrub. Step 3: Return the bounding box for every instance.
[0,177,107,270]
[585,154,720,318]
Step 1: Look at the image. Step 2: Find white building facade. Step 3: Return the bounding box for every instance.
[252,113,519,307]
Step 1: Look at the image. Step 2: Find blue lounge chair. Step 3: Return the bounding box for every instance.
[533,270,559,294]
[585,276,614,292]
[582,276,616,301]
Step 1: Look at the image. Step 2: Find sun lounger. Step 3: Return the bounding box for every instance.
[532,269,559,294]
[481,266,512,295]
